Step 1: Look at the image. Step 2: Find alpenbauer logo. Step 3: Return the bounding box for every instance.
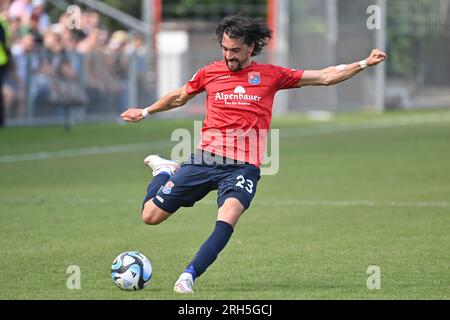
[234,86,246,94]
[214,86,262,105]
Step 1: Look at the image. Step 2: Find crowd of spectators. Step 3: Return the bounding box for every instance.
[1,0,149,120]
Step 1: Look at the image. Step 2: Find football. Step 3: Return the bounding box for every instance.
[111,251,152,291]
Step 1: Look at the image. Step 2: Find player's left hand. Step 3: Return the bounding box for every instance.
[121,108,145,122]
[366,48,388,67]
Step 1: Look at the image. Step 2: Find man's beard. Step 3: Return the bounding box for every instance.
[226,58,243,71]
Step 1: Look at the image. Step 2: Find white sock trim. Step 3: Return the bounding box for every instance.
[180,272,194,282]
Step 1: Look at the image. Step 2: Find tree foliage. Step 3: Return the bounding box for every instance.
[386,0,446,77]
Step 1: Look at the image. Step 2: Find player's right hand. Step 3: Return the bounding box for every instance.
[121,108,145,122]
[366,48,388,67]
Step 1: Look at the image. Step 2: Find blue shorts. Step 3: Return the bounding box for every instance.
[150,151,261,214]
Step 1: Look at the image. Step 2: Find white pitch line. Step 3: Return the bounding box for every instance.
[197,199,449,209]
[1,112,450,163]
[0,140,169,163]
[251,199,450,209]
[1,197,448,209]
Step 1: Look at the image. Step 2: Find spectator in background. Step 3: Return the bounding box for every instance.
[107,30,129,74]
[77,28,121,114]
[10,31,35,118]
[107,29,128,60]
[19,6,43,47]
[125,31,147,58]
[27,30,81,113]
[29,0,50,34]
[49,13,85,79]
[0,5,12,127]
[7,14,20,43]
[63,29,85,72]
[125,31,154,106]
[76,27,98,54]
[82,10,100,35]
[106,29,129,113]
[8,0,31,21]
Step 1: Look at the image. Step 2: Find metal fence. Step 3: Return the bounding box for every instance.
[385,0,450,109]
[288,0,450,112]
[287,0,377,112]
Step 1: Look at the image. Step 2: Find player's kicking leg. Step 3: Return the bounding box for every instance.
[173,198,244,294]
[144,154,180,176]
[173,163,260,294]
[141,155,180,225]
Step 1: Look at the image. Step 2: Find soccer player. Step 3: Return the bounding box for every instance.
[121,14,387,293]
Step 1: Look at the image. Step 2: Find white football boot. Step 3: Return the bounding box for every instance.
[144,154,180,176]
[173,273,194,294]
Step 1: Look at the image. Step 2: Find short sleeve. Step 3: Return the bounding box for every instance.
[274,65,304,90]
[186,67,206,95]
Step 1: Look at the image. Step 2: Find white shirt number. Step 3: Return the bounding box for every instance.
[235,175,254,194]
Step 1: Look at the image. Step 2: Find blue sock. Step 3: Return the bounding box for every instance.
[143,173,170,205]
[185,220,234,280]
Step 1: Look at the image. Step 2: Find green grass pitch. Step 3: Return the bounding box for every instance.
[0,109,449,300]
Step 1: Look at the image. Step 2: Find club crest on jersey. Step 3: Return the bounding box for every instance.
[162,181,174,195]
[248,72,261,85]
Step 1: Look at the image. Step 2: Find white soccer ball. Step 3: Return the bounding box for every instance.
[111,251,152,291]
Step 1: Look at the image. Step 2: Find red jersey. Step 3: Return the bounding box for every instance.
[186,60,304,167]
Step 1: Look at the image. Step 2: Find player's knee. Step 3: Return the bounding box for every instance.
[142,213,160,225]
[218,198,245,227]
[141,202,169,225]
[219,198,245,215]
[141,210,164,225]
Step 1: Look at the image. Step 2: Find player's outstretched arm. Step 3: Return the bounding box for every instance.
[298,48,387,87]
[121,85,196,122]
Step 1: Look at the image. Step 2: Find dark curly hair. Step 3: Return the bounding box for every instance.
[216,14,273,57]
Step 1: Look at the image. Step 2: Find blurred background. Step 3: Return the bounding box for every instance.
[0,0,449,127]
